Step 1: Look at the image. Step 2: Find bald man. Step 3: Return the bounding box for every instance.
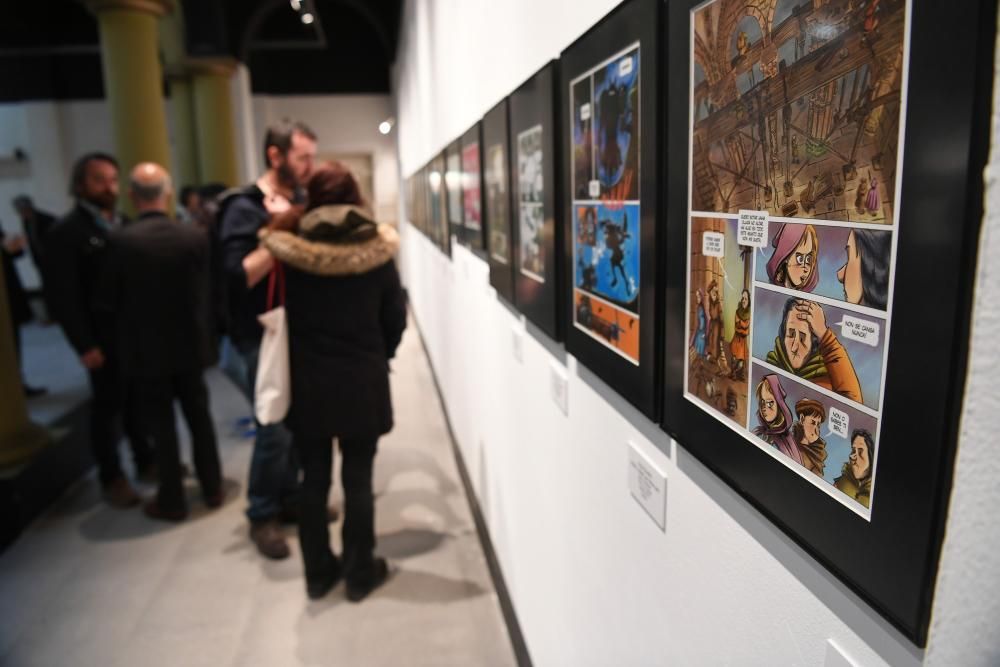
[102,162,223,521]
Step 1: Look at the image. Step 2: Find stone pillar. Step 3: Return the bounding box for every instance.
[160,3,200,188]
[191,59,240,187]
[83,0,174,213]
[0,268,47,468]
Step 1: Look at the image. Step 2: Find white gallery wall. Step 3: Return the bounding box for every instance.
[392,1,1000,665]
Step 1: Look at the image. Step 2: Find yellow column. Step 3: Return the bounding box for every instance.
[83,0,174,213]
[0,268,48,468]
[191,59,240,187]
[167,73,201,187]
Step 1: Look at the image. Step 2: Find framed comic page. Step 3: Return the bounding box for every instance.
[445,139,465,244]
[428,152,451,257]
[661,0,996,645]
[483,98,516,304]
[461,122,486,254]
[560,0,661,419]
[510,61,563,341]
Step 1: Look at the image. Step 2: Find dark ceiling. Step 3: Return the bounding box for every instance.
[0,0,402,101]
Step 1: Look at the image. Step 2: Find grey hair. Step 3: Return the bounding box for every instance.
[131,172,173,203]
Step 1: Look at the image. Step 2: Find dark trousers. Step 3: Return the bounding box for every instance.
[295,434,378,583]
[132,371,222,512]
[87,354,154,486]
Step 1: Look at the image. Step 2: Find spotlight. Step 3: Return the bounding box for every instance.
[428,171,442,190]
[379,121,392,135]
[301,12,314,24]
[290,0,301,9]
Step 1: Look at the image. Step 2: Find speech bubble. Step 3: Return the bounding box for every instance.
[837,314,880,347]
[589,180,600,198]
[738,209,769,248]
[619,56,633,77]
[580,103,592,121]
[825,406,850,439]
[702,231,724,258]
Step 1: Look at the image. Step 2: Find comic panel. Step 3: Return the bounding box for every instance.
[593,46,640,202]
[485,142,510,265]
[517,124,545,282]
[573,289,639,364]
[446,150,463,226]
[462,142,482,232]
[751,286,885,411]
[749,363,877,510]
[574,203,640,313]
[687,216,752,427]
[753,222,892,310]
[428,167,443,245]
[689,0,905,225]
[571,75,595,200]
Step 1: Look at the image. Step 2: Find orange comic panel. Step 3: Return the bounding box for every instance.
[573,289,640,363]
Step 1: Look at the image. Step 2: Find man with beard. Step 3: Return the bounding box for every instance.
[792,398,828,477]
[835,429,875,508]
[766,298,862,403]
[47,153,154,507]
[220,120,319,559]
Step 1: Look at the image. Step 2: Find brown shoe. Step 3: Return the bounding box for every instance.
[102,477,141,509]
[250,519,290,560]
[143,499,188,522]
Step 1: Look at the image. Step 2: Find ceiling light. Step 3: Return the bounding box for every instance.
[378,121,392,135]
[290,0,301,9]
[301,12,314,25]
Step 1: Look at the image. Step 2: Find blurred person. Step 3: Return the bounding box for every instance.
[47,152,155,507]
[260,162,406,600]
[102,163,223,521]
[219,120,319,559]
[1,225,46,396]
[12,195,57,322]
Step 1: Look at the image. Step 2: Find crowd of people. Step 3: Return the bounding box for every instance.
[2,120,406,602]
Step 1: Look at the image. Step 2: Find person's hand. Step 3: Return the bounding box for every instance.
[264,193,291,215]
[80,347,105,370]
[795,300,828,338]
[2,235,26,253]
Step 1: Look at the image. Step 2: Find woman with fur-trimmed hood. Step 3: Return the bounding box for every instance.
[260,162,407,602]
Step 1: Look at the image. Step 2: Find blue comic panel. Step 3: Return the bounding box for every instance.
[574,203,640,313]
[593,46,639,202]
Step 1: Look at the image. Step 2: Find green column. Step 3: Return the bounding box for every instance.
[192,60,240,187]
[0,267,47,468]
[168,74,201,187]
[84,0,174,213]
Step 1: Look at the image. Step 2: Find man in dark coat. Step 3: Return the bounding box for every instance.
[13,195,57,322]
[1,226,45,396]
[103,162,223,521]
[219,120,318,559]
[46,152,154,507]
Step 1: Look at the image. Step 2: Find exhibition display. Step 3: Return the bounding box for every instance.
[483,98,516,303]
[509,61,563,341]
[461,123,486,252]
[445,138,465,243]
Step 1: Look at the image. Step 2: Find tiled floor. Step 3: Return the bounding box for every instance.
[0,320,516,667]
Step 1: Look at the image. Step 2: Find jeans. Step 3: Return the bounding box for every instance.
[236,339,300,522]
[296,435,378,583]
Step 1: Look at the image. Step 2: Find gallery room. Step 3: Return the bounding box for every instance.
[0,0,997,665]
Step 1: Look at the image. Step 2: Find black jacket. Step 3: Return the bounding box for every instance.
[261,205,407,440]
[218,186,270,346]
[47,203,117,354]
[24,210,56,275]
[102,212,215,378]
[1,228,31,326]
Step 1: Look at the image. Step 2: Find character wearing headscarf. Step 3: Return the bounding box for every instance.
[752,374,802,464]
[705,280,724,361]
[766,223,819,292]
[690,288,707,357]
[865,174,881,215]
[792,398,828,477]
[730,289,751,377]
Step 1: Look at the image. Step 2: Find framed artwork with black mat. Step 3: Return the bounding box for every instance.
[483,98,516,303]
[428,152,451,257]
[461,122,486,254]
[661,0,996,645]
[509,60,563,341]
[445,138,465,244]
[560,0,662,419]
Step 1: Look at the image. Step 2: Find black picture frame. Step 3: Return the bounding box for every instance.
[509,60,563,342]
[661,0,996,646]
[428,152,451,257]
[483,98,516,303]
[460,122,487,255]
[445,138,465,244]
[560,0,662,419]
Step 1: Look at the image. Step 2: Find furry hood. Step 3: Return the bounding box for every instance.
[260,204,399,276]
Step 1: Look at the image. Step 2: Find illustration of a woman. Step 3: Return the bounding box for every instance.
[690,288,707,357]
[752,374,802,465]
[837,228,892,310]
[729,289,750,379]
[865,172,881,216]
[854,176,868,215]
[766,223,819,292]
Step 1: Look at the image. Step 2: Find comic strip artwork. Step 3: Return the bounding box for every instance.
[517,125,545,282]
[684,0,908,516]
[427,164,443,248]
[462,142,482,232]
[570,43,642,364]
[689,0,905,225]
[485,143,511,265]
[446,150,463,228]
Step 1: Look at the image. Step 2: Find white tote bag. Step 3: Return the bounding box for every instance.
[254,264,291,424]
